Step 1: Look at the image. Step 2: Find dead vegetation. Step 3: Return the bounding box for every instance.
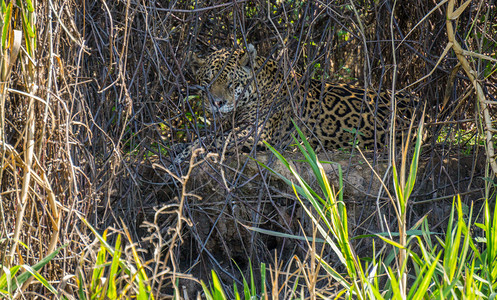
[1,0,496,298]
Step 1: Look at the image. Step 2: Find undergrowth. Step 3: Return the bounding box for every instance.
[0,0,495,299]
[202,122,497,299]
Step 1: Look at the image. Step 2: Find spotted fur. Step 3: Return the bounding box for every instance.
[173,44,415,164]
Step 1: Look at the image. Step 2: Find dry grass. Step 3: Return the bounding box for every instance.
[0,0,495,298]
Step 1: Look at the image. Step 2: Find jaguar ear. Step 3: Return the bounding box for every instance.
[189,51,206,74]
[239,44,257,68]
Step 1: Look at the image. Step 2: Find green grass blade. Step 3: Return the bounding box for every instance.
[291,119,318,163]
[446,197,464,282]
[211,270,227,299]
[376,234,406,250]
[407,256,427,299]
[0,265,20,293]
[387,267,402,300]
[243,225,325,243]
[17,265,57,295]
[10,245,66,293]
[233,282,241,300]
[489,197,497,281]
[24,0,34,12]
[442,198,456,276]
[78,272,87,300]
[260,262,266,298]
[465,260,476,299]
[336,163,344,211]
[316,254,350,288]
[412,251,442,300]
[200,280,214,300]
[259,141,326,206]
[391,163,404,211]
[290,183,346,264]
[364,278,385,300]
[82,219,116,256]
[403,121,423,202]
[107,234,122,299]
[249,260,256,297]
[232,259,250,300]
[91,231,108,294]
[1,1,11,49]
[455,200,473,281]
[137,278,148,300]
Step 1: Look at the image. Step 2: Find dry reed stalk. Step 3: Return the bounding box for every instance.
[3,2,62,294]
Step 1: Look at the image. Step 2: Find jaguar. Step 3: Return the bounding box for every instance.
[172,44,416,165]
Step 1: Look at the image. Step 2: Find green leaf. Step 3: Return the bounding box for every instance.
[211,270,227,299]
[137,278,148,300]
[376,234,406,250]
[10,244,67,293]
[249,259,256,297]
[200,280,214,300]
[257,142,324,205]
[77,272,87,300]
[0,265,20,295]
[1,2,12,49]
[107,234,122,299]
[91,230,108,294]
[403,121,423,202]
[233,281,242,300]
[387,267,402,300]
[22,12,34,37]
[242,224,325,243]
[412,251,442,300]
[25,0,34,12]
[19,265,57,294]
[392,163,404,211]
[316,254,350,289]
[260,262,266,298]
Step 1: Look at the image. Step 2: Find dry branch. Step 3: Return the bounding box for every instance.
[0,0,493,297]
[446,0,497,175]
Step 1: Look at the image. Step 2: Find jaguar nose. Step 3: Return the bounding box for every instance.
[213,99,225,108]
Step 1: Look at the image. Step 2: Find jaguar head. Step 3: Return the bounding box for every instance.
[190,44,258,118]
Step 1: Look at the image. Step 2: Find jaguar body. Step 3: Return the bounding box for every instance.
[174,44,415,164]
